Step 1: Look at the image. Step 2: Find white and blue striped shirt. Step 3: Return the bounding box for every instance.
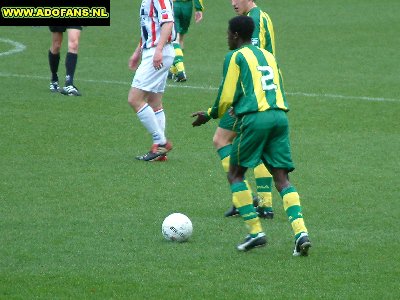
[139,0,175,49]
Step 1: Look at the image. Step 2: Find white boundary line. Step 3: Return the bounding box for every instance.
[166,84,399,102]
[0,38,26,57]
[0,72,398,103]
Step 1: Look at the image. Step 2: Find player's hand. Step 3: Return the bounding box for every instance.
[195,11,203,23]
[191,111,210,127]
[153,48,163,70]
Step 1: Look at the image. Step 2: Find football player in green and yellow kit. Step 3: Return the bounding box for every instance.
[218,0,277,218]
[192,15,311,256]
[169,0,204,82]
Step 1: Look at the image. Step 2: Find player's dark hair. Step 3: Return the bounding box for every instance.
[228,16,254,41]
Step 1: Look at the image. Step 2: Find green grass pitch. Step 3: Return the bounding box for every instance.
[1,0,399,298]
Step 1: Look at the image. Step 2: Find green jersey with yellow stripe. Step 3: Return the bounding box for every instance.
[207,44,287,119]
[248,6,275,55]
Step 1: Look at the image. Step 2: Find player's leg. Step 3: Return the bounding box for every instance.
[229,165,266,251]
[147,43,174,142]
[171,42,186,82]
[152,99,166,133]
[254,161,274,219]
[61,27,82,96]
[169,5,181,80]
[214,113,257,217]
[214,127,236,172]
[129,45,174,161]
[152,100,168,162]
[169,3,191,81]
[128,88,171,161]
[48,27,63,92]
[271,168,311,256]
[264,110,311,256]
[148,92,167,142]
[177,33,185,51]
[213,126,239,217]
[229,113,267,251]
[176,2,192,50]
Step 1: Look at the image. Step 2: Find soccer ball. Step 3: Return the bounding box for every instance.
[162,213,193,242]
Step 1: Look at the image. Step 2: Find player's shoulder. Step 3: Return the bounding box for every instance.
[259,8,273,21]
[253,45,274,57]
[236,44,258,55]
[239,45,273,61]
[249,6,272,19]
[224,49,237,61]
[222,50,241,71]
[248,6,262,17]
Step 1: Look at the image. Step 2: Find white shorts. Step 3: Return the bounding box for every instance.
[131,44,175,93]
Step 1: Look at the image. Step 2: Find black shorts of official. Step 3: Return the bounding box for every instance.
[49,26,83,32]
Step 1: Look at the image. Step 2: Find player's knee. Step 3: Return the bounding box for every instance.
[227,172,237,185]
[213,132,230,149]
[128,98,136,108]
[51,43,61,53]
[227,170,246,185]
[212,134,222,149]
[128,96,140,111]
[68,41,79,53]
[129,99,149,114]
[273,173,290,192]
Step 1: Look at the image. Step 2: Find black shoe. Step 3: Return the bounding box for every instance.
[174,71,187,82]
[237,232,267,251]
[256,207,274,219]
[167,71,174,80]
[293,232,311,256]
[136,142,172,162]
[224,205,239,217]
[50,81,59,92]
[60,85,81,96]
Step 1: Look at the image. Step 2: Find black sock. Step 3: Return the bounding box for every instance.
[48,50,60,82]
[65,52,78,86]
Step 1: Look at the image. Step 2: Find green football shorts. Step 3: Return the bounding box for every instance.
[218,110,240,132]
[230,109,295,171]
[174,2,193,35]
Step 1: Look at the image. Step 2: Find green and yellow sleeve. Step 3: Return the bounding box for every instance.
[208,51,239,119]
[194,0,204,11]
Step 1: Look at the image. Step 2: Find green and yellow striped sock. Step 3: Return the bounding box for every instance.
[169,65,178,75]
[217,144,231,173]
[254,162,273,211]
[280,186,308,239]
[231,182,262,237]
[173,42,185,73]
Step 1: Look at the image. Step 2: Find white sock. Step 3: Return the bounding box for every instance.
[154,108,166,133]
[136,104,166,145]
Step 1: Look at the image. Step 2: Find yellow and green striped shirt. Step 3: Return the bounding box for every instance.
[207,44,287,119]
[247,6,275,55]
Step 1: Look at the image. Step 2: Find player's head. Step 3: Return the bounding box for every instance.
[228,15,254,50]
[231,0,256,16]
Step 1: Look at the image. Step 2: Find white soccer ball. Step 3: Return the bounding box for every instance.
[162,213,193,242]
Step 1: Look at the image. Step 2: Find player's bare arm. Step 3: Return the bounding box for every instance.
[129,44,142,71]
[153,22,174,70]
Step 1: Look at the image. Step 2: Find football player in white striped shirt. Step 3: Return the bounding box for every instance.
[128,0,176,161]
